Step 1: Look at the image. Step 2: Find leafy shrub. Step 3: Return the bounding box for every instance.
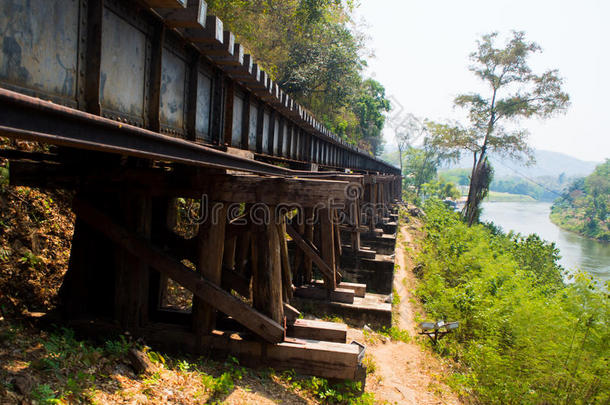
[416,199,609,404]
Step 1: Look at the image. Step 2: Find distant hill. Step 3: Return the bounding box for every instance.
[442,150,600,178]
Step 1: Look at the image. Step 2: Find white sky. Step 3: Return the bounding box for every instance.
[354,0,610,162]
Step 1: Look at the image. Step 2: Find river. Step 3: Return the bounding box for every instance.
[480,202,610,282]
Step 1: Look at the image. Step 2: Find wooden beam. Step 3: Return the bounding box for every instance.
[154,0,206,28]
[285,222,334,283]
[287,319,347,343]
[319,208,336,290]
[72,198,284,343]
[304,207,314,283]
[67,319,362,380]
[251,209,284,324]
[294,285,354,304]
[193,203,227,337]
[221,266,250,298]
[276,216,293,301]
[283,303,300,324]
[313,280,366,298]
[141,0,187,7]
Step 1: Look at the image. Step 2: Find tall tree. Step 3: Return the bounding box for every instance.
[391,113,422,174]
[428,31,570,225]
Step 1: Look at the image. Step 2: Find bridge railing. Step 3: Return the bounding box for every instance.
[0,0,398,175]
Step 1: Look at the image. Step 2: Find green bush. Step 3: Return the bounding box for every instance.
[416,199,609,404]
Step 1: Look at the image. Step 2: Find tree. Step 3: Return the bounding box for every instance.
[391,113,422,174]
[428,31,570,225]
[353,79,391,155]
[206,0,389,153]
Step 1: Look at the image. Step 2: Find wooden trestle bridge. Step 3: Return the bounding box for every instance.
[0,0,401,381]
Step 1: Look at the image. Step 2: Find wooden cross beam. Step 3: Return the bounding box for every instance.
[72,197,285,343]
[285,222,335,287]
[147,0,207,29]
[9,161,349,207]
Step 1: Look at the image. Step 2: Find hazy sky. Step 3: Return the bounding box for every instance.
[354,0,609,162]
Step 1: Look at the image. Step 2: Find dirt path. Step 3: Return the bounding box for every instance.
[352,220,463,405]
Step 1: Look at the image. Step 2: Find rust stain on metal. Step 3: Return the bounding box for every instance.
[0,0,79,100]
[100,7,146,119]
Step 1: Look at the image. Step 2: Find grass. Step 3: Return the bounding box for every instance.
[1,321,380,404]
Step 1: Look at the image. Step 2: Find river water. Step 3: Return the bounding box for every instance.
[480,202,610,282]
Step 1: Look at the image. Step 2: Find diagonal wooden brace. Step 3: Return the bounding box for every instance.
[73,198,285,343]
[285,222,335,285]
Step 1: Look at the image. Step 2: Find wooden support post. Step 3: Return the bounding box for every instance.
[319,208,336,291]
[149,197,175,312]
[292,211,304,286]
[252,208,284,324]
[276,215,293,301]
[72,198,284,343]
[304,207,314,283]
[223,233,237,271]
[114,193,152,329]
[193,203,227,339]
[234,231,251,276]
[350,198,361,251]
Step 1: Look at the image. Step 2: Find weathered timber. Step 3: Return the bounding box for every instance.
[141,0,187,8]
[287,319,347,343]
[294,285,354,304]
[276,217,293,301]
[283,303,300,324]
[234,231,251,275]
[72,198,284,343]
[221,266,250,298]
[313,280,366,298]
[251,209,284,324]
[304,207,314,283]
[114,193,152,329]
[285,222,334,283]
[318,208,337,290]
[152,0,206,28]
[193,203,227,338]
[67,320,362,380]
[8,160,351,207]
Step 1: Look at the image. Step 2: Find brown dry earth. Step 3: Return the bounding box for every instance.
[349,220,463,405]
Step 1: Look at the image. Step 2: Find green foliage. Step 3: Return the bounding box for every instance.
[402,146,443,195]
[551,160,610,241]
[422,178,461,200]
[416,200,609,403]
[31,384,61,404]
[279,369,375,404]
[147,350,166,366]
[18,251,43,269]
[104,335,132,357]
[379,326,411,343]
[206,0,389,154]
[427,31,570,224]
[0,162,9,191]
